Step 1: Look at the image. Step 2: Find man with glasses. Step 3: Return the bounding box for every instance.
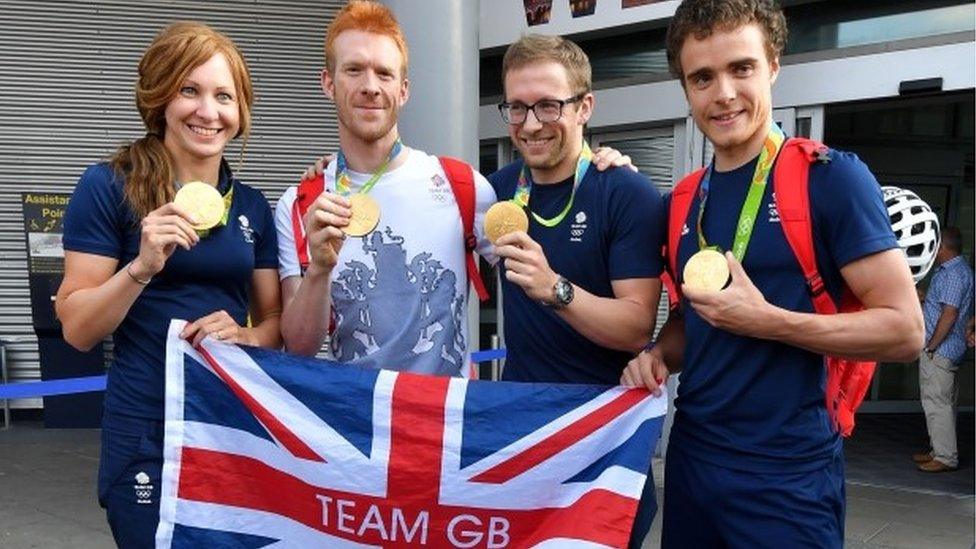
[489,34,666,548]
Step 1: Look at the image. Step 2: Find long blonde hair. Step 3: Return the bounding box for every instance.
[111,21,254,219]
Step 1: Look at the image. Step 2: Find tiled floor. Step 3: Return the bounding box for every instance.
[1,414,973,548]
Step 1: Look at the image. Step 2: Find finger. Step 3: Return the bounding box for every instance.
[504,269,533,290]
[653,362,668,388]
[620,367,636,387]
[311,226,347,245]
[146,229,194,252]
[191,328,211,347]
[169,203,201,227]
[496,244,533,264]
[309,209,350,231]
[502,257,529,276]
[493,244,515,259]
[316,192,351,210]
[628,359,648,389]
[725,251,749,283]
[639,363,662,396]
[495,231,531,249]
[149,202,193,223]
[302,166,316,181]
[146,215,200,246]
[180,320,201,340]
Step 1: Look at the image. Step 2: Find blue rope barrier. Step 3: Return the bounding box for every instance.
[0,350,507,399]
[0,375,107,399]
[470,348,506,363]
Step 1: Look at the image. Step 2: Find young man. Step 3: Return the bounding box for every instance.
[621,1,924,546]
[275,0,496,375]
[489,34,666,548]
[916,226,974,473]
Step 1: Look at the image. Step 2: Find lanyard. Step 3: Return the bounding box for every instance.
[335,138,403,196]
[696,123,785,261]
[513,140,593,228]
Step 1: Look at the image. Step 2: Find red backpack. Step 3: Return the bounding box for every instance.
[289,156,489,302]
[664,138,874,437]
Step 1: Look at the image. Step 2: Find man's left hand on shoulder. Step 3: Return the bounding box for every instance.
[495,231,561,303]
[683,251,773,337]
[592,146,638,172]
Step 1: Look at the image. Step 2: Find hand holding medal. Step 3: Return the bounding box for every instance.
[332,138,402,238]
[343,194,381,237]
[131,185,215,281]
[682,122,786,337]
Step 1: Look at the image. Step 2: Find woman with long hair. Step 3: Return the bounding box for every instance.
[55,21,281,546]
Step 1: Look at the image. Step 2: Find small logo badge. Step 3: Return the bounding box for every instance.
[239,214,254,243]
[681,223,690,236]
[570,211,588,242]
[429,174,451,203]
[133,471,154,504]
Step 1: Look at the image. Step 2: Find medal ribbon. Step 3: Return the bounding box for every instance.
[513,140,593,228]
[335,138,403,196]
[696,122,786,261]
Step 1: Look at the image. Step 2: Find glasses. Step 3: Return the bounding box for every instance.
[498,94,585,125]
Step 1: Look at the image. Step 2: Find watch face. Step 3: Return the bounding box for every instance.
[555,279,573,304]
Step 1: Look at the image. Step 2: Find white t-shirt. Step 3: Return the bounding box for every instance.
[275,148,496,376]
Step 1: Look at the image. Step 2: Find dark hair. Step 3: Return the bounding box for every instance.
[666,0,787,81]
[942,226,963,253]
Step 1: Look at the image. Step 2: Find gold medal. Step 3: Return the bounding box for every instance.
[174,181,225,231]
[484,201,529,244]
[344,193,381,237]
[683,249,730,291]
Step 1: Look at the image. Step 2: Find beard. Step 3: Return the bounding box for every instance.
[337,104,399,144]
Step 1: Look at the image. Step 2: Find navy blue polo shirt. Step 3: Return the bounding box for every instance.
[669,149,897,473]
[63,161,278,419]
[489,162,665,385]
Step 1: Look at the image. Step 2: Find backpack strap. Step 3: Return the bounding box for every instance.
[439,156,489,302]
[772,138,837,315]
[663,167,707,309]
[773,137,875,437]
[290,173,337,335]
[291,174,325,273]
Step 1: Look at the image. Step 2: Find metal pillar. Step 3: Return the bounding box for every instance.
[383,0,480,166]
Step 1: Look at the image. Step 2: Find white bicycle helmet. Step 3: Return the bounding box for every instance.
[881,186,940,284]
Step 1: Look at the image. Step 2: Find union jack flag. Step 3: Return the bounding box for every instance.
[157,321,666,548]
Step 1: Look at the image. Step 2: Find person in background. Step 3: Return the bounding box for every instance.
[915,226,974,472]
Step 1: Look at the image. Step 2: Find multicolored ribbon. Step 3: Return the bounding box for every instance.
[696,122,786,261]
[335,139,403,196]
[513,140,593,228]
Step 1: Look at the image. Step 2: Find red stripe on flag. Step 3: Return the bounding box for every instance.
[471,389,649,484]
[194,345,326,463]
[178,447,641,547]
[386,373,451,502]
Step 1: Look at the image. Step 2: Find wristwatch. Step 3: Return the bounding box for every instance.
[545,276,574,310]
